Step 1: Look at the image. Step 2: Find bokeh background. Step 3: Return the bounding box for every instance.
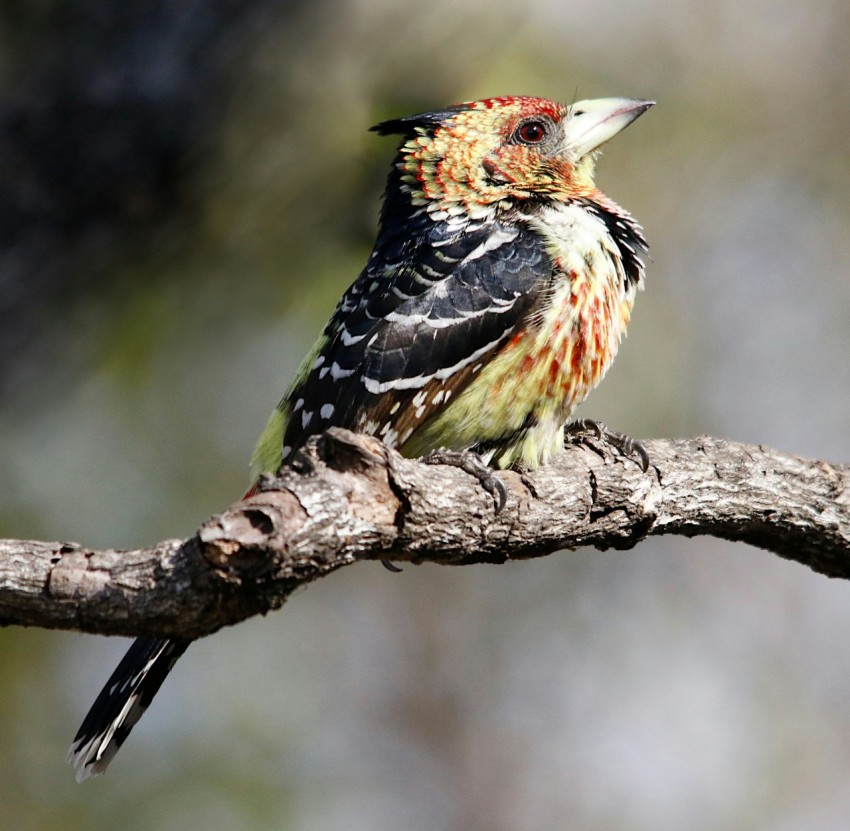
[2,1,850,829]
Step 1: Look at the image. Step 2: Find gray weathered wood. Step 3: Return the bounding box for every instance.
[1,429,848,639]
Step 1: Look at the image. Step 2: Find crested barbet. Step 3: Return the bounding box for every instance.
[68,94,653,780]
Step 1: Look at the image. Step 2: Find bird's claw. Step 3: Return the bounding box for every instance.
[381,450,506,572]
[565,419,650,471]
[422,448,508,513]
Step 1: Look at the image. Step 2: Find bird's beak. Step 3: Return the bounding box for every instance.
[563,97,654,159]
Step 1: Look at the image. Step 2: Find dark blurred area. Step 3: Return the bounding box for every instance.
[2,2,850,830]
[0,0,305,397]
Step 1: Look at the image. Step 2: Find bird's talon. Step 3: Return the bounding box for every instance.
[565,419,649,471]
[381,559,403,573]
[567,418,604,440]
[624,438,650,472]
[422,449,507,513]
[490,477,508,513]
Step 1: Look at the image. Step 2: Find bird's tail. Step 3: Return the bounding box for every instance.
[67,637,190,782]
[69,484,258,781]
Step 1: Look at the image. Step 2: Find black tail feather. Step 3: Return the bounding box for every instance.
[68,637,190,782]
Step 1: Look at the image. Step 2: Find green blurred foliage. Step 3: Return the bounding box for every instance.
[2,1,850,829]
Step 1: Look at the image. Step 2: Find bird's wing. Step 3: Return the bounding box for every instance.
[281,218,552,454]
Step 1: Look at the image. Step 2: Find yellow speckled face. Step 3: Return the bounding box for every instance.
[397,97,578,212]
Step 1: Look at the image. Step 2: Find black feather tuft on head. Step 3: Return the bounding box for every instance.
[370,103,473,137]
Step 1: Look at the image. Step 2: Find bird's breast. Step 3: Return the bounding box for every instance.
[398,203,641,468]
[503,257,632,414]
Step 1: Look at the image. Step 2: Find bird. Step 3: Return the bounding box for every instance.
[68,93,653,780]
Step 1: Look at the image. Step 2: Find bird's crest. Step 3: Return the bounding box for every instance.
[370,103,474,137]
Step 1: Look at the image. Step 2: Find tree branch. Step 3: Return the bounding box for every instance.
[2,429,848,639]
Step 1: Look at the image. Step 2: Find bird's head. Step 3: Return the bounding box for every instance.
[373,96,653,217]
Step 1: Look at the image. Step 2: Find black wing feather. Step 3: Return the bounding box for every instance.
[283,217,551,451]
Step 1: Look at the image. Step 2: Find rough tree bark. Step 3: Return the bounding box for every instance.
[1,429,848,640]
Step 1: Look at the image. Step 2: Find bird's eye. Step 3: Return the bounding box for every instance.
[514,120,548,144]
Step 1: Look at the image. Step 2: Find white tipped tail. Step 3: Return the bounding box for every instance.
[68,637,189,782]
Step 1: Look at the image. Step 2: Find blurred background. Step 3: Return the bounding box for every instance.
[1,1,849,829]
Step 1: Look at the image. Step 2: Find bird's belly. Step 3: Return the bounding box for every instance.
[404,272,633,468]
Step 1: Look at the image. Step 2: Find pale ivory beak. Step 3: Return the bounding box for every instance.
[563,97,654,158]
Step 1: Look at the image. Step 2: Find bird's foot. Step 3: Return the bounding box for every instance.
[565,419,650,472]
[422,448,508,513]
[380,449,505,573]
